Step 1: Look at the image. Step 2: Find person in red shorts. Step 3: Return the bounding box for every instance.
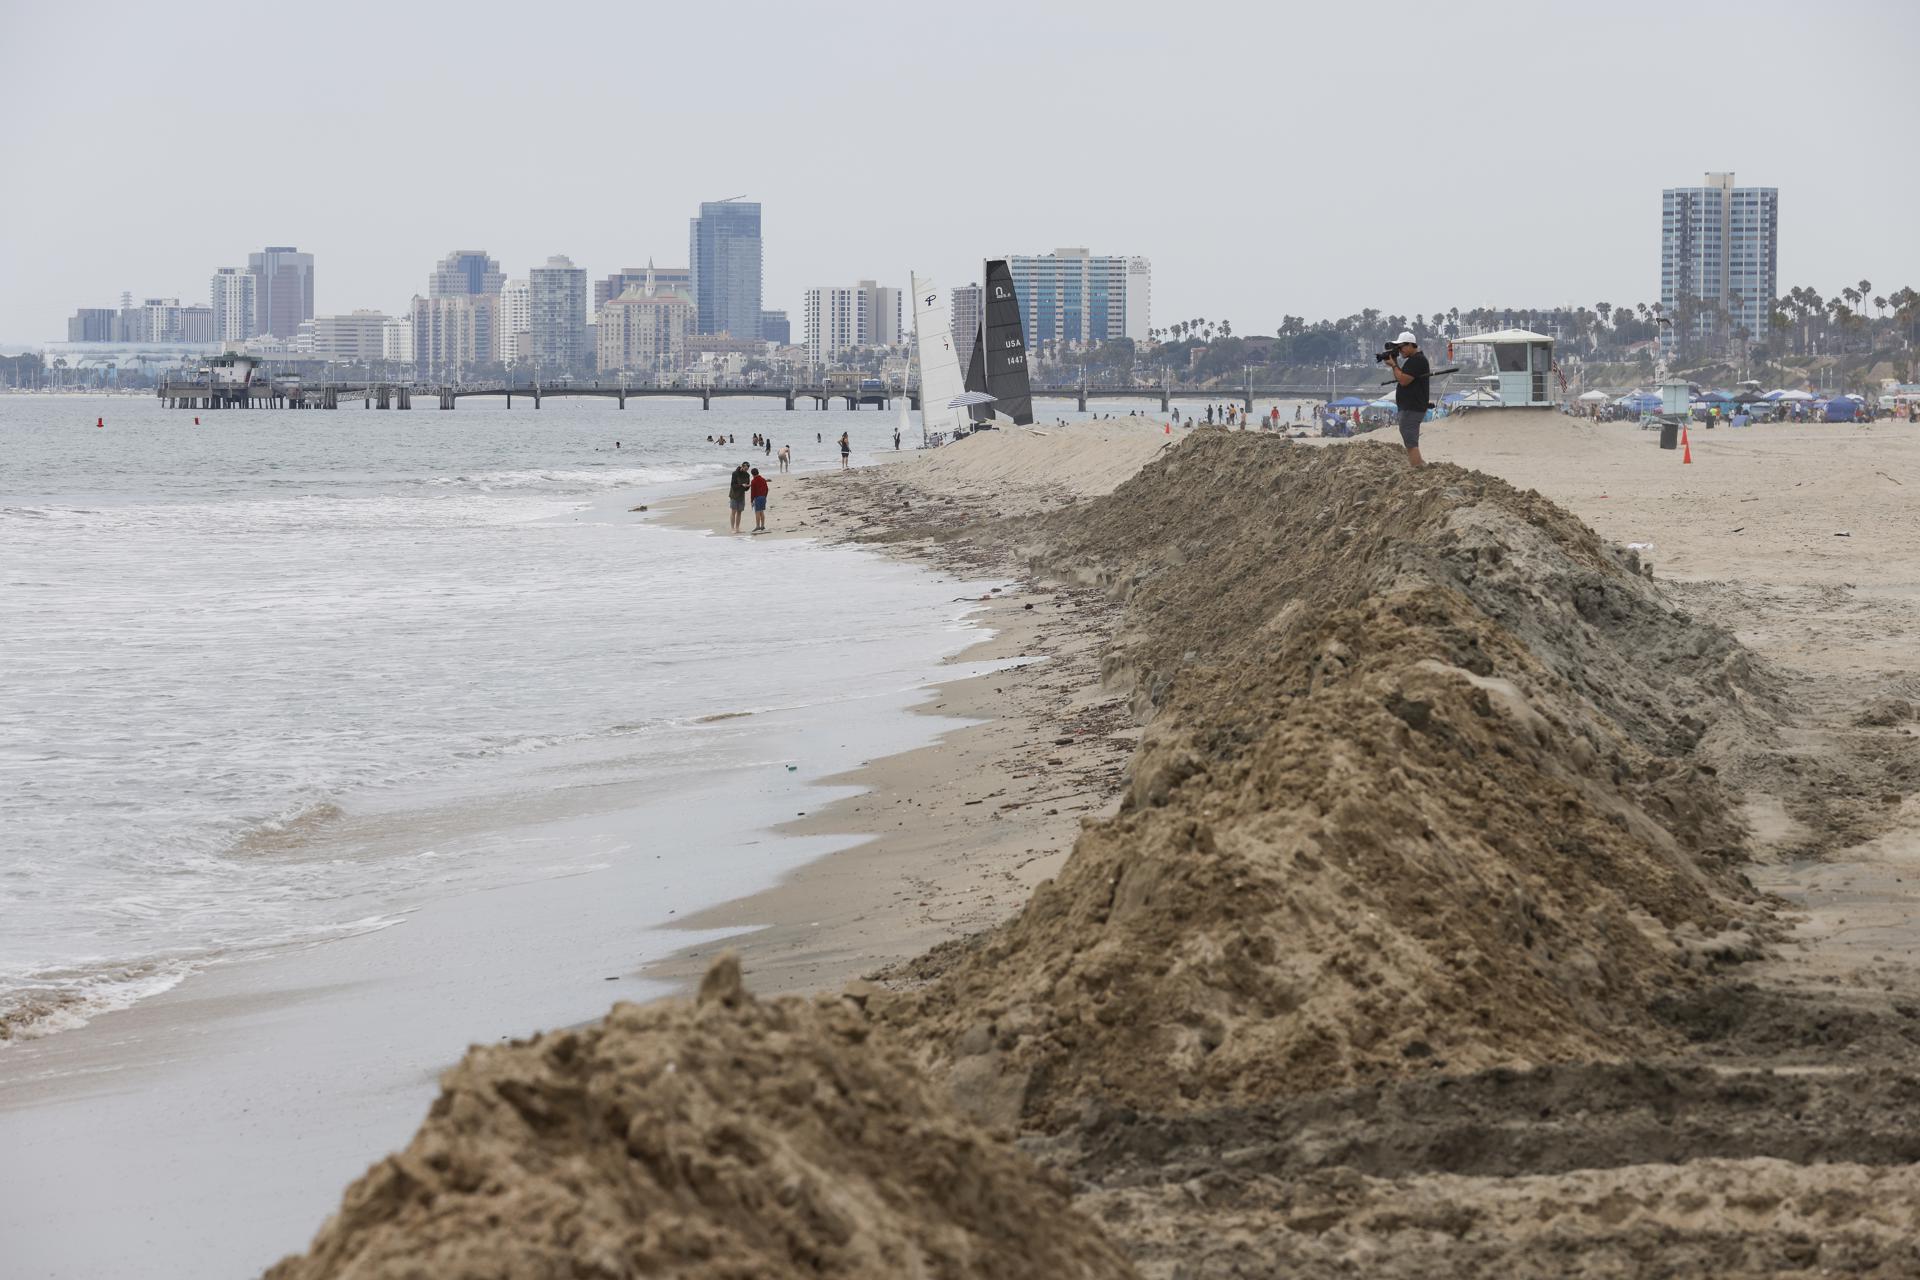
[748,466,771,534]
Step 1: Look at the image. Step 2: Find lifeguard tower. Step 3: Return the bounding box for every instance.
[1454,329,1556,408]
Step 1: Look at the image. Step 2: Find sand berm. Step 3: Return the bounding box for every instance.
[271,429,1918,1278]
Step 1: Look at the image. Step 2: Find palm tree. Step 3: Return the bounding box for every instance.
[1874,295,1888,319]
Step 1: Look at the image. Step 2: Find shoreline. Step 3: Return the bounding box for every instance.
[632,425,1178,997]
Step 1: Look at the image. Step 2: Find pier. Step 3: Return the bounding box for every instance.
[159,379,1390,414]
[159,381,912,411]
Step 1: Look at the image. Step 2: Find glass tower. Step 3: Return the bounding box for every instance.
[689,200,763,339]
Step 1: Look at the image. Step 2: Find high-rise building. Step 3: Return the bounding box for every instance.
[597,285,696,374]
[760,310,790,345]
[383,316,414,365]
[210,268,257,341]
[593,264,693,314]
[246,246,315,340]
[178,306,216,344]
[429,250,506,298]
[950,284,982,357]
[67,308,116,342]
[528,255,588,373]
[803,281,902,364]
[689,199,763,339]
[1002,249,1151,350]
[496,279,530,367]
[118,298,184,343]
[804,287,859,366]
[409,295,495,379]
[312,311,390,363]
[860,281,903,347]
[1660,172,1778,347]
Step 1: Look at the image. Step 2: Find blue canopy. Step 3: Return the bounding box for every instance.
[1696,390,1734,402]
[1329,396,1368,407]
[1623,392,1662,410]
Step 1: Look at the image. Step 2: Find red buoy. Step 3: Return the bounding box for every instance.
[97,417,104,428]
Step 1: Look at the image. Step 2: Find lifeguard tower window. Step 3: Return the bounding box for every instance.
[1494,344,1528,372]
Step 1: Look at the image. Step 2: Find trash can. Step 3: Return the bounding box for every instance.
[1659,420,1679,450]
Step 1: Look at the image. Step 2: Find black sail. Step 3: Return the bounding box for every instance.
[979,259,1033,425]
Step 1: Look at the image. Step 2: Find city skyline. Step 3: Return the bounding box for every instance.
[2,1,1916,347]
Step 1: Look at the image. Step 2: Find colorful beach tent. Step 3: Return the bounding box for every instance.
[1329,396,1368,408]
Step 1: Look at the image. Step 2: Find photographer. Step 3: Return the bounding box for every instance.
[1382,330,1431,468]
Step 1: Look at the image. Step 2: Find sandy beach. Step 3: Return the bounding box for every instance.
[157,411,1920,1277]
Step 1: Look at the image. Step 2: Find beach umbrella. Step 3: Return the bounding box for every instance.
[946,391,996,409]
[1577,389,1610,402]
[1776,389,1815,402]
[1329,396,1367,407]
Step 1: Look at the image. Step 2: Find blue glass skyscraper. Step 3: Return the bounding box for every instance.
[689,200,763,340]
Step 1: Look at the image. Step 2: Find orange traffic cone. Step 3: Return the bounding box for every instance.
[1681,426,1692,464]
[1165,422,1172,434]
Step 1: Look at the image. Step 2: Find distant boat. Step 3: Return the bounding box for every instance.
[963,259,1033,427]
[909,272,969,443]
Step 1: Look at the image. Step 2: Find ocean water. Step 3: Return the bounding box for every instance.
[0,392,973,1038]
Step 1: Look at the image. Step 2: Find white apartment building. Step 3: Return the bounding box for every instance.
[311,311,390,363]
[803,279,903,365]
[383,316,413,365]
[528,255,587,373]
[1003,249,1151,349]
[210,268,257,341]
[410,294,495,379]
[1660,171,1779,347]
[496,278,530,368]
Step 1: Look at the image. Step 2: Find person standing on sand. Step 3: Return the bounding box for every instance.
[748,466,770,533]
[727,461,751,533]
[838,432,851,470]
[894,427,901,450]
[1383,329,1432,468]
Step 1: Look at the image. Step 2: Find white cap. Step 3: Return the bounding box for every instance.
[1395,330,1417,345]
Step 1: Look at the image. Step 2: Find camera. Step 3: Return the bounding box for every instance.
[1373,347,1399,363]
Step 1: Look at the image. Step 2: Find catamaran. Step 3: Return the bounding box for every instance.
[909,272,970,445]
[962,259,1035,427]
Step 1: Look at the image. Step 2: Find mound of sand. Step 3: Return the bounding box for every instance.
[266,956,1136,1280]
[899,422,1175,501]
[881,434,1782,1128]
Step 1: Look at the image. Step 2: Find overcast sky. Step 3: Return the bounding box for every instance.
[2,0,1915,345]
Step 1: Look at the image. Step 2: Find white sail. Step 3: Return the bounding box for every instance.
[897,369,910,439]
[910,271,968,439]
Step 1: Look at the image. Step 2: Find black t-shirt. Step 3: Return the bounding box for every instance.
[1395,351,1431,412]
[729,468,750,499]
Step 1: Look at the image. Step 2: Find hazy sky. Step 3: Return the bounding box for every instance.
[3,0,1916,345]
